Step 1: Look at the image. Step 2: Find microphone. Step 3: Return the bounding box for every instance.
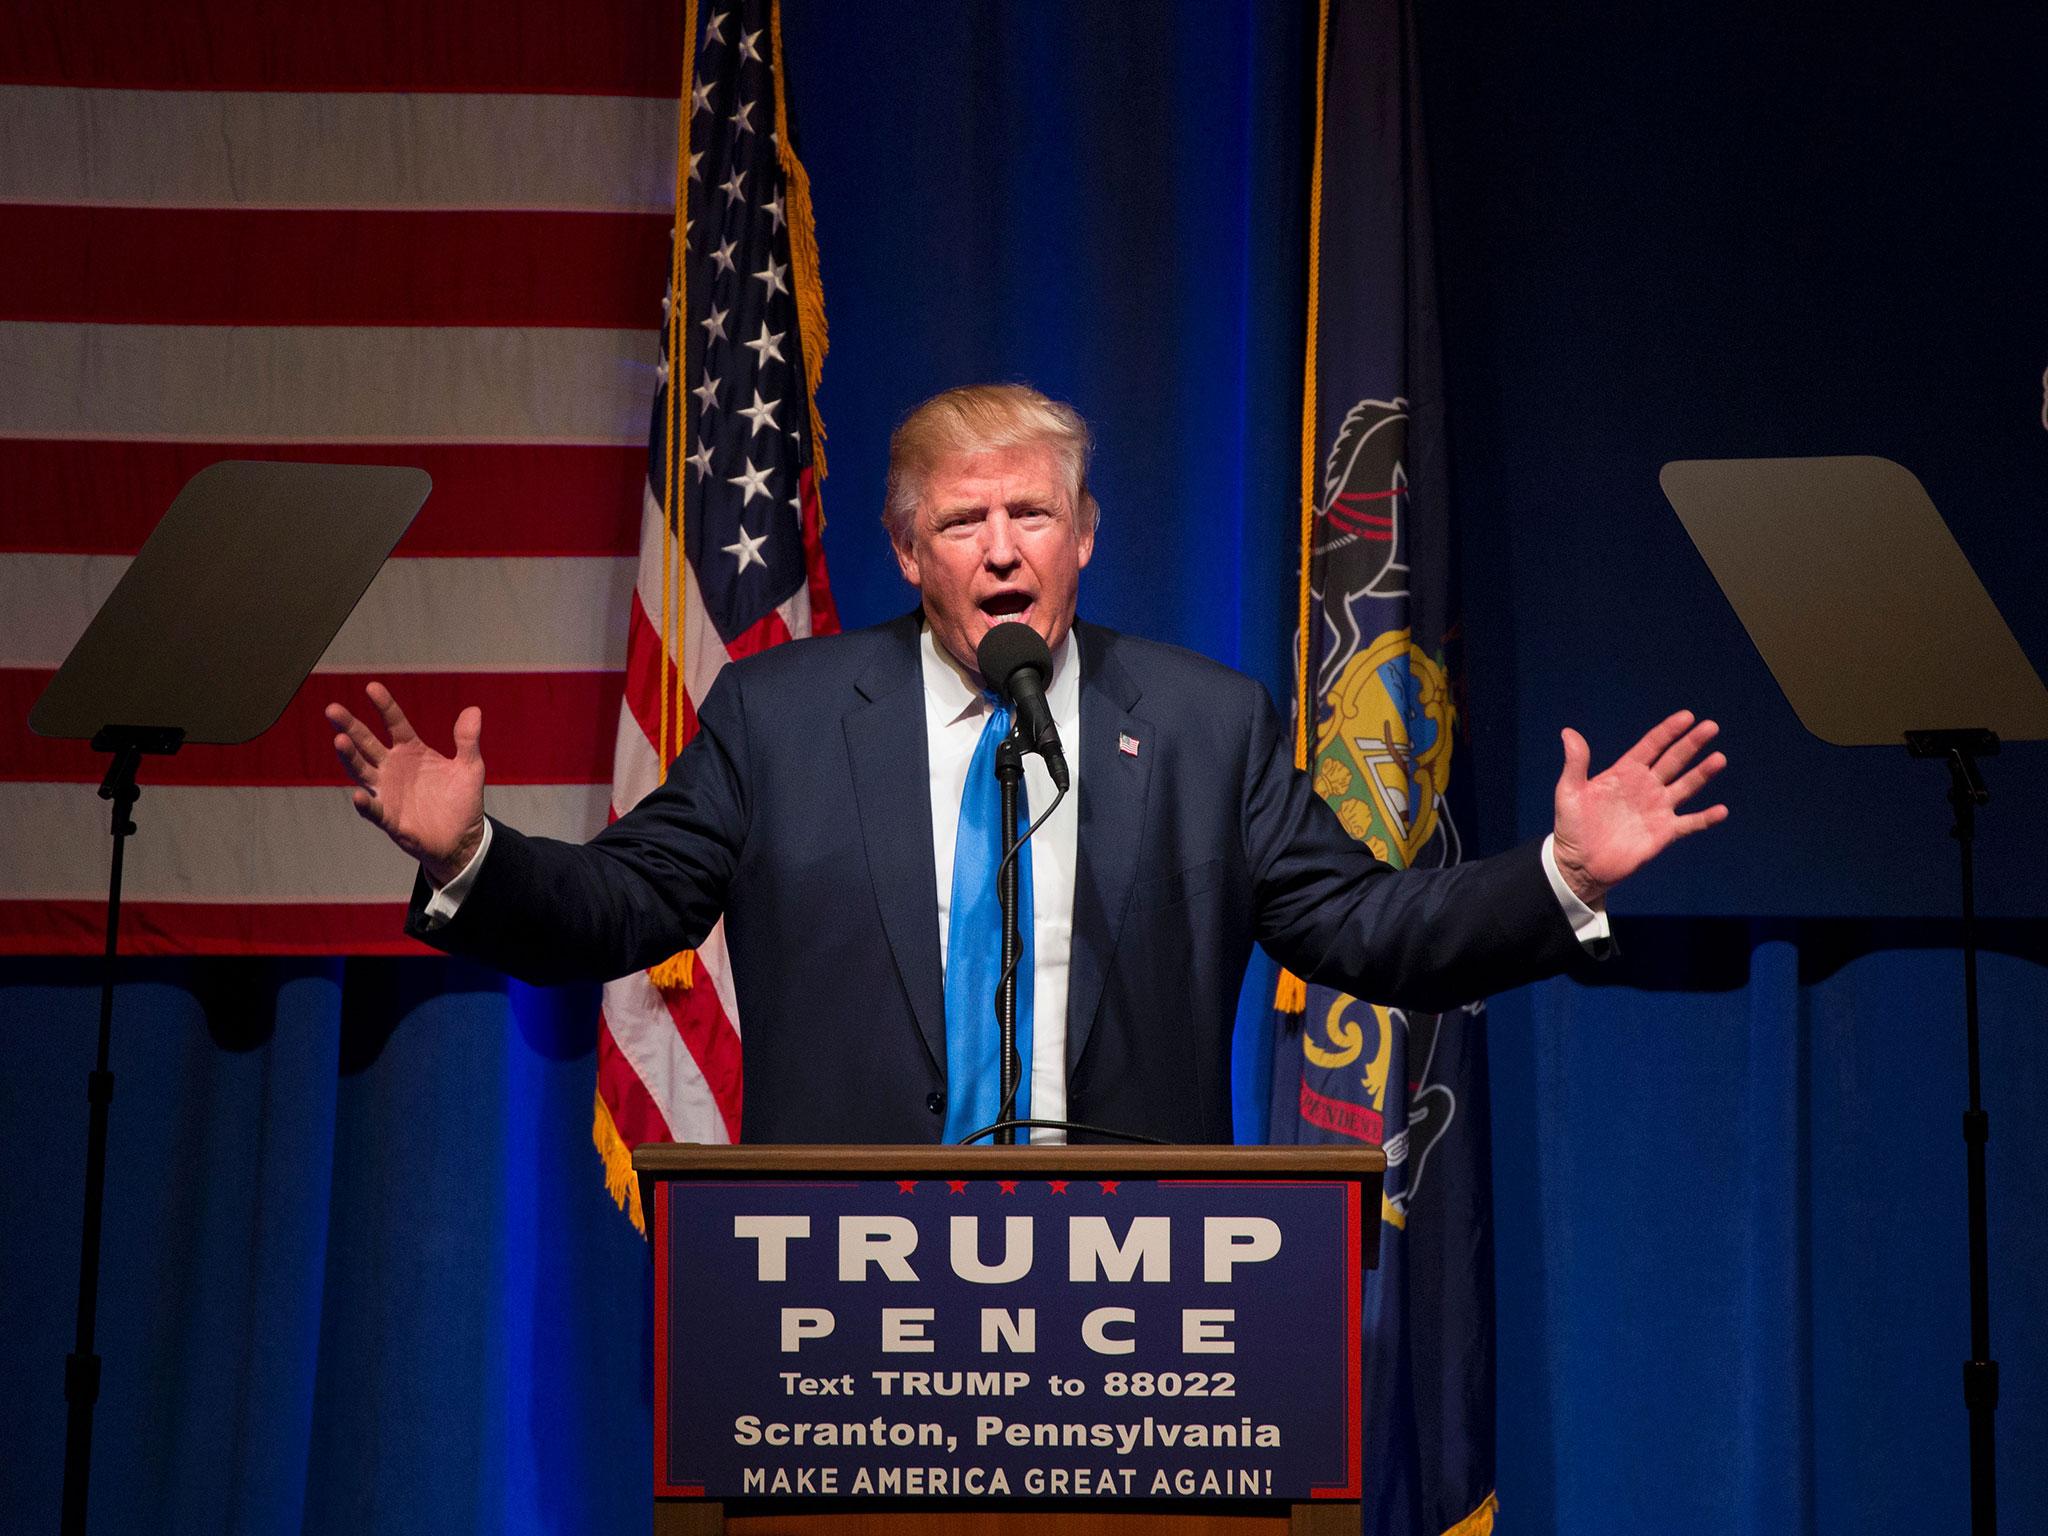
[975,622,1069,792]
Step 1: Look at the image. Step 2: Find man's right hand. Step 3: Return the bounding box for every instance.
[326,682,487,888]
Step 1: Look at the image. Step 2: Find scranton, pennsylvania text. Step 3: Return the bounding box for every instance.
[661,1183,1360,1501]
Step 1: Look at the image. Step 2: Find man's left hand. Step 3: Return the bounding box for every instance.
[1552,710,1728,907]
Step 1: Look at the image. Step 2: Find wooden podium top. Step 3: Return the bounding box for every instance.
[633,1144,1385,1179]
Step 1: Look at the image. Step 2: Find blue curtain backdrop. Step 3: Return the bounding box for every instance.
[4,3,2045,1534]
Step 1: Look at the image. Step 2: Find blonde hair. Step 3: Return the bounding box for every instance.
[882,383,1099,545]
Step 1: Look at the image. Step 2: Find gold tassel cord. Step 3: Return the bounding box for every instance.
[592,1087,648,1236]
[1272,968,1307,1015]
[642,1,702,997]
[770,0,829,486]
[1295,0,1331,773]
[648,950,697,991]
[660,1,697,771]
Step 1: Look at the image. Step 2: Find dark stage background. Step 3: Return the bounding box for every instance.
[4,3,2044,1533]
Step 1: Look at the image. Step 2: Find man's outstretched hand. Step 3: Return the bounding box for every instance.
[1551,710,1728,907]
[325,682,486,888]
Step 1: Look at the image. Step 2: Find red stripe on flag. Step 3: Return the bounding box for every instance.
[800,467,842,637]
[0,0,686,96]
[597,1014,679,1146]
[0,441,644,557]
[720,608,795,663]
[0,206,672,330]
[2,669,622,785]
[660,973,745,1143]
[0,898,425,955]
[623,593,700,766]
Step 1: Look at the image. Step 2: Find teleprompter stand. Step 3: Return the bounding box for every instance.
[30,461,431,1536]
[1662,455,2048,1536]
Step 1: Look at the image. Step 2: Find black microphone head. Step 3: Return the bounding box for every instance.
[975,622,1052,698]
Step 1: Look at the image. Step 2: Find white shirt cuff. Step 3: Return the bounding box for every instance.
[1541,832,1611,951]
[420,819,494,927]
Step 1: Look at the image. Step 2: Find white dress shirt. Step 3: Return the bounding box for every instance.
[921,624,1081,1143]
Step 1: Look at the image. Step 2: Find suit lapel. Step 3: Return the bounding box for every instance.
[844,615,948,1076]
[1067,622,1150,1073]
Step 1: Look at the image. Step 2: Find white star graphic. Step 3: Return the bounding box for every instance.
[686,441,715,481]
[729,98,755,137]
[700,304,729,343]
[728,458,773,506]
[710,237,737,275]
[690,77,715,116]
[691,371,720,412]
[753,257,788,299]
[703,9,728,44]
[720,167,747,201]
[764,192,785,231]
[687,149,703,183]
[722,522,769,573]
[655,358,670,386]
[743,323,786,368]
[739,28,763,63]
[738,387,780,436]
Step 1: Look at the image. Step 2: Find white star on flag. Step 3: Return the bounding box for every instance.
[743,323,785,367]
[722,522,769,573]
[727,458,773,505]
[738,388,780,436]
[711,238,737,275]
[739,28,763,63]
[686,441,716,481]
[720,167,747,201]
[690,77,715,115]
[753,257,788,298]
[701,304,729,343]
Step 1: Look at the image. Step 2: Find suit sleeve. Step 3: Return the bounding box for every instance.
[401,665,754,985]
[1240,682,1583,1011]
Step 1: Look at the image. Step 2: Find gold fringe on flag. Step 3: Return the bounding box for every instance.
[1441,1491,1499,1536]
[1294,0,1332,772]
[770,0,829,486]
[592,1086,648,1235]
[1272,967,1307,1015]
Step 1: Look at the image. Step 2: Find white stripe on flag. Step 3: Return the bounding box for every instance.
[0,781,608,902]
[2,553,637,671]
[0,322,655,443]
[0,85,677,213]
[601,972,734,1144]
[630,486,737,710]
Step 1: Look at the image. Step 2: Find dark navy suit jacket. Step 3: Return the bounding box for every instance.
[408,614,1582,1142]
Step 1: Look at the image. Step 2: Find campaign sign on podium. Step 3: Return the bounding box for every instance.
[640,1146,1382,1517]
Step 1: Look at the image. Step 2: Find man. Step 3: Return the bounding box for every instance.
[328,385,1726,1144]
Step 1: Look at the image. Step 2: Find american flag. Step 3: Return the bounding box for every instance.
[594,0,839,1229]
[0,3,696,953]
[0,0,835,1223]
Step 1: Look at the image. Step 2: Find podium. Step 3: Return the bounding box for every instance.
[635,1144,1384,1536]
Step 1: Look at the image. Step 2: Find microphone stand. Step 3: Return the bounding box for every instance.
[993,725,1027,1146]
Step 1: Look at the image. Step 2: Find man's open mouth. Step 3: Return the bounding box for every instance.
[979,593,1033,618]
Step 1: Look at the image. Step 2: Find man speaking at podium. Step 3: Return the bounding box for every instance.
[327,385,1726,1145]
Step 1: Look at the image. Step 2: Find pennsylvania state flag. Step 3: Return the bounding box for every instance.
[1267,3,1496,1534]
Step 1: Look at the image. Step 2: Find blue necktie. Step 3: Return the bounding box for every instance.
[942,699,1034,1143]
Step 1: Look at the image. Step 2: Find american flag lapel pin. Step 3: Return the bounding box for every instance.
[1118,732,1140,758]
